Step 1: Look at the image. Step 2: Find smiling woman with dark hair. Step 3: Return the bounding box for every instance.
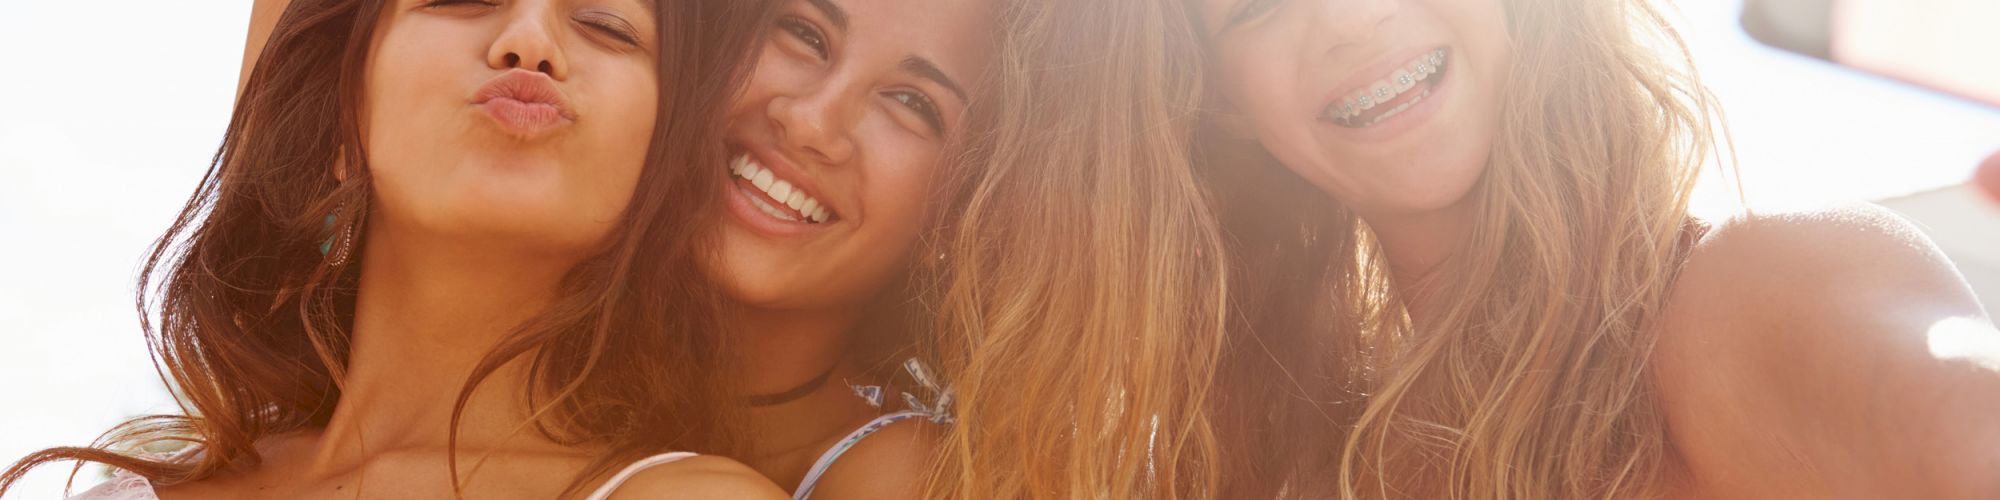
[0,0,789,497]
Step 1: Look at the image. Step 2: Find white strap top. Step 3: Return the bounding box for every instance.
[790,411,928,500]
[583,452,699,500]
[792,358,954,500]
[68,452,699,500]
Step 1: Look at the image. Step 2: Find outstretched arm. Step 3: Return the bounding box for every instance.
[1658,204,2000,498]
[239,0,292,97]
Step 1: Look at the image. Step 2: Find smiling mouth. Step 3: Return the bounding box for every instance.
[728,153,834,224]
[1323,48,1451,128]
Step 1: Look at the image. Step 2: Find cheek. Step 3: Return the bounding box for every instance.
[1435,0,1512,98]
[1219,54,1329,172]
[731,44,815,118]
[856,134,946,255]
[1216,44,1309,138]
[583,67,661,206]
[361,23,473,180]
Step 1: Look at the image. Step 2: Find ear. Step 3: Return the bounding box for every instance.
[331,150,350,183]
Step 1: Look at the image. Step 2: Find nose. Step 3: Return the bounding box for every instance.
[767,83,858,165]
[486,5,570,79]
[1309,0,1399,50]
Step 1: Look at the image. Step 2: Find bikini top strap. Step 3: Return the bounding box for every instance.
[791,411,930,500]
[583,452,700,500]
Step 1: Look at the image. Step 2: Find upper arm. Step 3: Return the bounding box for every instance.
[802,419,943,500]
[240,0,293,97]
[603,455,789,500]
[1656,204,2000,498]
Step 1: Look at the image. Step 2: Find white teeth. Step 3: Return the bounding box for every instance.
[784,190,807,211]
[746,191,800,222]
[1360,88,1430,127]
[750,168,774,190]
[770,180,794,203]
[1323,48,1450,126]
[725,154,834,224]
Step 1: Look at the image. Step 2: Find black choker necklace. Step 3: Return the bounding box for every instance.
[745,367,836,408]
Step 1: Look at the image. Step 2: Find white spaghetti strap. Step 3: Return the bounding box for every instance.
[583,452,699,500]
[791,411,928,500]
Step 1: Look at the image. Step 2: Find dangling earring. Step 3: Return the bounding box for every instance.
[319,152,363,267]
[320,210,359,267]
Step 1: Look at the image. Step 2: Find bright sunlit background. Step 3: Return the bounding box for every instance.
[1,0,1996,497]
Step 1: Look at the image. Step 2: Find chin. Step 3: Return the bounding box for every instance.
[1351,165,1485,217]
[701,253,788,310]
[713,276,808,311]
[436,200,618,253]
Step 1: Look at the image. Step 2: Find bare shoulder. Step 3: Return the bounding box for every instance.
[804,418,944,500]
[1654,204,1998,498]
[1666,204,1983,336]
[604,455,789,500]
[1696,203,1960,287]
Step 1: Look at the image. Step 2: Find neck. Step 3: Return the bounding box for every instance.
[1359,198,1476,319]
[308,223,584,472]
[734,303,877,468]
[736,306,860,396]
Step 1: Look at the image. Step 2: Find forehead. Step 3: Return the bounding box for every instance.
[389,0,659,15]
[830,0,998,89]
[833,0,996,56]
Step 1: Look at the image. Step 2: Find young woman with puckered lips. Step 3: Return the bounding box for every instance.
[2,0,788,498]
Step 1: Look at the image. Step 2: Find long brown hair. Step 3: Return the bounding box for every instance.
[1203,1,1726,498]
[1,0,774,496]
[918,0,1233,497]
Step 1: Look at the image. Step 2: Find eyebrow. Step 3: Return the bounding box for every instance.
[806,0,849,31]
[901,56,969,103]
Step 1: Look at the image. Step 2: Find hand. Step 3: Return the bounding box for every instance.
[1978,149,2000,203]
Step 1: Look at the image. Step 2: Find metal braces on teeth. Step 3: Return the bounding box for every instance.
[1325,49,1449,125]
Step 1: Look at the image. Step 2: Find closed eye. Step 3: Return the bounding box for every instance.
[575,11,642,47]
[1227,0,1282,26]
[421,0,497,8]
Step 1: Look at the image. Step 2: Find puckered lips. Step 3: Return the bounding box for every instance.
[474,70,575,140]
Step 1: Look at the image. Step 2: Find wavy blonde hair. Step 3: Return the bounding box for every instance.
[1203,1,1727,498]
[914,0,1231,497]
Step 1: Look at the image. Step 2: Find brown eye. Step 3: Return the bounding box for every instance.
[888,91,945,135]
[777,17,829,60]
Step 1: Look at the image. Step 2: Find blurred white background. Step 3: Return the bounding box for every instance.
[1,1,254,497]
[0,0,1995,497]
